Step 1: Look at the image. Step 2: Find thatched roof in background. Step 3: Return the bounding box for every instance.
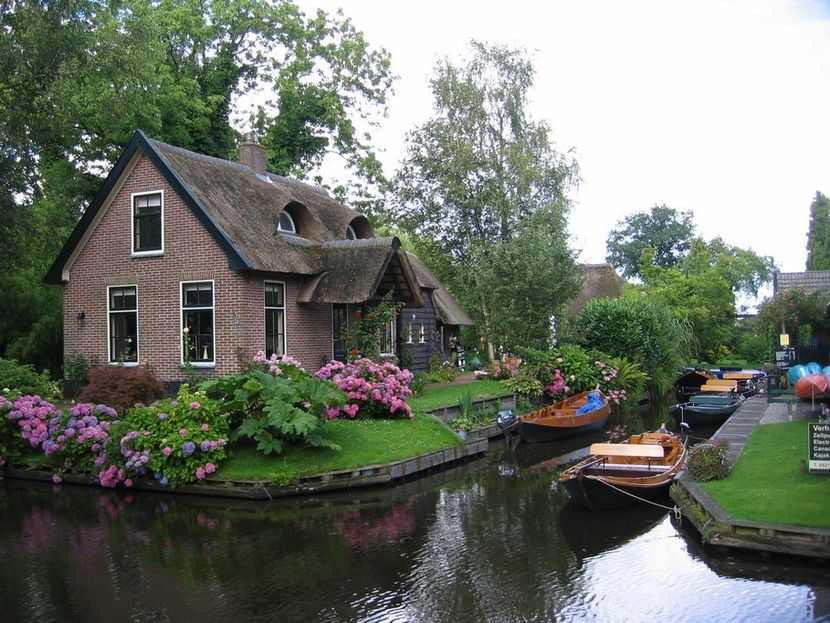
[568,264,625,316]
[406,253,474,326]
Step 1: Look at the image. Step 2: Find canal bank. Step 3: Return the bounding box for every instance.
[671,394,830,559]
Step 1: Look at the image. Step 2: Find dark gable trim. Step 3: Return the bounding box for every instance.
[44,130,252,284]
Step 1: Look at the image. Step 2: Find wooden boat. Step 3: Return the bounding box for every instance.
[558,430,687,510]
[517,390,610,443]
[674,369,716,401]
[668,392,744,428]
[794,373,830,400]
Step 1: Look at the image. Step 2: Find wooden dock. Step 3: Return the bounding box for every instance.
[671,394,830,559]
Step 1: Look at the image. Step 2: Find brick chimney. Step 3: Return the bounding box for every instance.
[237,135,267,173]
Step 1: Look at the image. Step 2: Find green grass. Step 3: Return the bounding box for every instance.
[702,421,830,528]
[215,413,460,482]
[408,379,509,412]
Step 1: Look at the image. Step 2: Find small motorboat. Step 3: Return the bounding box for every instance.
[516,390,610,443]
[668,392,744,428]
[558,429,687,510]
[674,369,716,401]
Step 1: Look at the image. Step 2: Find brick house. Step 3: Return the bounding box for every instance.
[46,130,472,387]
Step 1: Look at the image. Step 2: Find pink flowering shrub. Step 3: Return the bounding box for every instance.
[101,385,229,488]
[315,358,414,420]
[252,350,306,375]
[1,394,60,462]
[47,402,119,474]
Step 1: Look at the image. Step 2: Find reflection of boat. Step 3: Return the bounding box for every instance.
[668,393,744,428]
[558,430,687,510]
[517,391,610,443]
[559,499,669,562]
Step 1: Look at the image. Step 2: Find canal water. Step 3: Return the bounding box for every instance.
[1,434,829,623]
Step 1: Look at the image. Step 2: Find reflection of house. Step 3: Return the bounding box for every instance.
[46,131,471,386]
[568,264,626,317]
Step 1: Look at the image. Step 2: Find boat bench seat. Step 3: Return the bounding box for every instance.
[589,443,665,458]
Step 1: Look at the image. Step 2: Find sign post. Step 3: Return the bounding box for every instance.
[808,422,830,474]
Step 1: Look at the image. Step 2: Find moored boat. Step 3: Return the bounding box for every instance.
[674,369,716,401]
[558,430,687,510]
[794,373,830,400]
[668,392,744,428]
[517,390,610,443]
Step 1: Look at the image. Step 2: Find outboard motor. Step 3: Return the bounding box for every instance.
[496,409,517,433]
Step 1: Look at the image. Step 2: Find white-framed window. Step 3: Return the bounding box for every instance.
[380,317,397,357]
[181,280,214,365]
[108,285,138,364]
[131,191,163,255]
[277,210,296,234]
[418,323,426,344]
[265,281,286,358]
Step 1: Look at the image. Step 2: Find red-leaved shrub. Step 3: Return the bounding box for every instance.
[78,366,163,414]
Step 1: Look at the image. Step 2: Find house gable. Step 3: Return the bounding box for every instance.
[46,130,252,284]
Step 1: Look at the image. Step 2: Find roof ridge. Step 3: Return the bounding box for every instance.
[147,137,332,199]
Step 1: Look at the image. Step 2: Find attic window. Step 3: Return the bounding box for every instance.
[346,225,357,240]
[277,211,296,234]
[132,191,163,255]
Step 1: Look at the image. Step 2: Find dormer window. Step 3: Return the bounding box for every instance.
[277,211,296,234]
[346,225,357,240]
[132,191,163,255]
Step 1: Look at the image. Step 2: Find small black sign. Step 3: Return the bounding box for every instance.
[809,422,830,474]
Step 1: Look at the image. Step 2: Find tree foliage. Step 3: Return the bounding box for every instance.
[0,0,393,376]
[806,191,830,270]
[575,294,694,400]
[638,240,774,362]
[392,41,579,354]
[605,204,695,279]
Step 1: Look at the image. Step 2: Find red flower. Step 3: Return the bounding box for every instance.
[354,311,362,319]
[350,348,361,355]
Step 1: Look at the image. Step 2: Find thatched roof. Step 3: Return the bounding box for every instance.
[406,253,474,326]
[569,264,626,316]
[297,238,423,306]
[45,131,471,325]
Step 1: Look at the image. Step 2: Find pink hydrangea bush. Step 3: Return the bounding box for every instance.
[100,385,229,488]
[315,358,414,420]
[48,402,119,474]
[252,350,305,375]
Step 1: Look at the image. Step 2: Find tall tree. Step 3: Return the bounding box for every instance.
[806,191,830,270]
[638,239,774,362]
[0,0,393,375]
[605,204,695,279]
[392,41,579,354]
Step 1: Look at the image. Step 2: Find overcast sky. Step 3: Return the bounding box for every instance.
[295,0,830,276]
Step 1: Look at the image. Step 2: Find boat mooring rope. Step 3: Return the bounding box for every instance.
[585,475,683,520]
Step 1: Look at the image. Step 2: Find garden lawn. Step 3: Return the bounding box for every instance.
[701,420,830,529]
[407,379,508,412]
[215,413,460,482]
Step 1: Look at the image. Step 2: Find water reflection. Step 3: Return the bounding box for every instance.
[1,435,827,622]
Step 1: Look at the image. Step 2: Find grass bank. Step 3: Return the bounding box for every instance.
[215,413,460,482]
[407,379,508,412]
[702,420,830,528]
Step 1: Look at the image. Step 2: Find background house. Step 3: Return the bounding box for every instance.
[773,270,830,363]
[568,264,626,318]
[46,131,471,388]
